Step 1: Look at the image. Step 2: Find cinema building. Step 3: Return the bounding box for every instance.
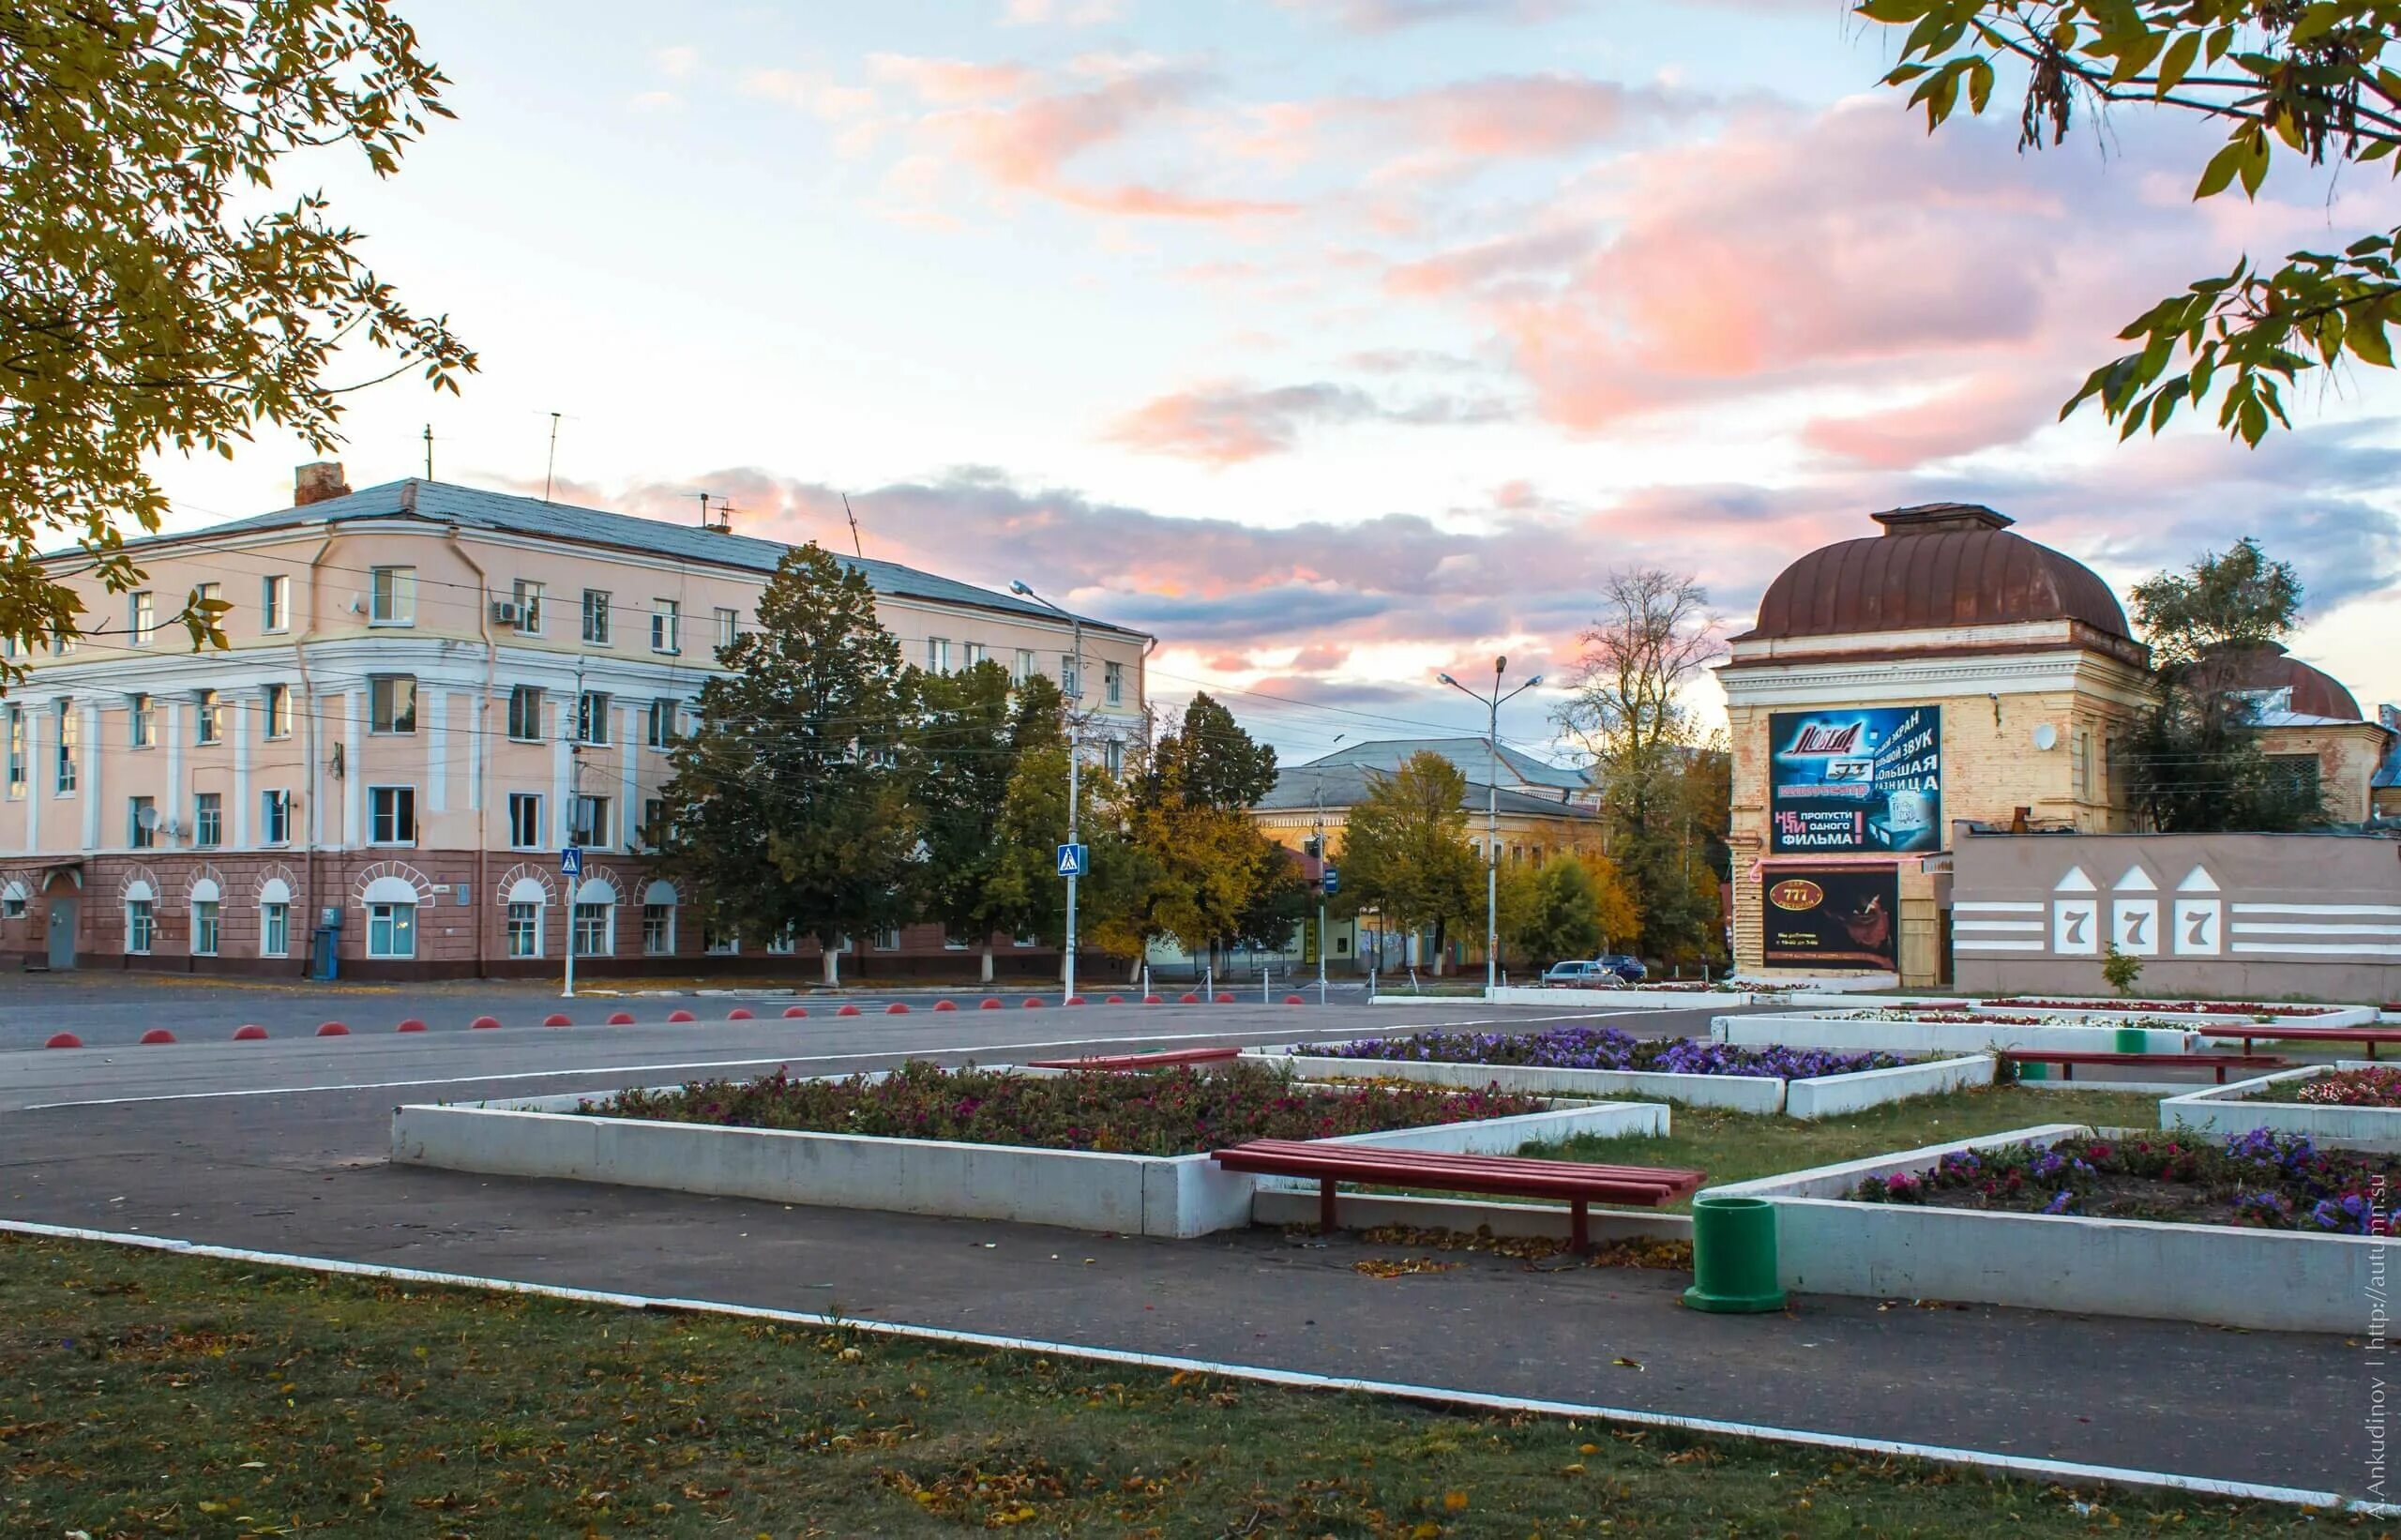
[0,467,1151,979]
[1720,504,2393,991]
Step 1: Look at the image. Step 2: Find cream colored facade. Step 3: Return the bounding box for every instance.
[0,474,1149,977]
[1722,619,2153,986]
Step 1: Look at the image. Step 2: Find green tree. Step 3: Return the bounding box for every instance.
[2121,537,2333,832]
[1861,0,2401,445]
[1152,692,1278,809]
[912,659,1022,982]
[1,1,475,677]
[1509,857,1603,971]
[656,545,919,984]
[1118,694,1289,976]
[1338,751,1480,974]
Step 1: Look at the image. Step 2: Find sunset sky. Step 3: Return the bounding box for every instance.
[151,0,2401,765]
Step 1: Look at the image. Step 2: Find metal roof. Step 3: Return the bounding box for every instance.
[132,477,1144,637]
[1296,736,1591,794]
[1255,762,1599,820]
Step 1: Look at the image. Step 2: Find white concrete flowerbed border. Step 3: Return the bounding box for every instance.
[2163,1063,2401,1153]
[1712,1012,2200,1057]
[1707,1124,2399,1334]
[389,1080,1668,1239]
[1244,1049,1992,1120]
[1974,1000,2378,1029]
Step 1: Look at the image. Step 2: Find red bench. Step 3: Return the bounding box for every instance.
[1211,1139,1705,1250]
[1023,1046,1243,1072]
[2197,1024,2401,1061]
[1999,1049,2288,1085]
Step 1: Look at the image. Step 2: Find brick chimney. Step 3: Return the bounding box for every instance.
[294,461,351,506]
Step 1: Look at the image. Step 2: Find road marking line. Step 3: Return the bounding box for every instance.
[11,1011,1637,1110]
[0,1217,2376,1515]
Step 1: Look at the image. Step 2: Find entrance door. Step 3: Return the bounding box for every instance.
[45,900,76,970]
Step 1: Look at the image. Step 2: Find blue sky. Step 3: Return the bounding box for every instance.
[150,0,2401,763]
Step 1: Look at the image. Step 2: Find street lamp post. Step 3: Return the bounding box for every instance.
[1438,657,1541,994]
[1012,581,1082,1002]
[1314,733,1343,994]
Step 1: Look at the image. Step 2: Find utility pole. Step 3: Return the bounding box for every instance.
[423,423,434,480]
[1439,657,1541,994]
[1314,733,1344,993]
[1012,581,1083,1002]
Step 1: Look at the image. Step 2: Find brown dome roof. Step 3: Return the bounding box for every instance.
[1739,504,2133,643]
[2206,642,2363,721]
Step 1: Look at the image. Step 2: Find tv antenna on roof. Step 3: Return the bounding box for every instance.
[543,412,562,502]
[841,493,864,559]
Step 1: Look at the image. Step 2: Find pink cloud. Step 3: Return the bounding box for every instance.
[1104,380,1510,464]
[868,54,1037,103]
[1801,377,2069,470]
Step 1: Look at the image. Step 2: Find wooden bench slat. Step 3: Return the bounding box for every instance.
[1997,1049,2288,1085]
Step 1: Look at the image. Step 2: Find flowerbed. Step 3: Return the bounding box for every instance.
[1990,997,2345,1018]
[1293,1026,1900,1080]
[2252,1066,2401,1109]
[1831,1009,2057,1026]
[578,1061,1546,1156]
[1849,1128,2401,1233]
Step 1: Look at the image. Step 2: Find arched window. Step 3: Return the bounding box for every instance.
[124,878,158,956]
[641,880,677,957]
[189,876,221,958]
[259,877,293,959]
[572,876,616,958]
[362,875,418,959]
[506,876,548,959]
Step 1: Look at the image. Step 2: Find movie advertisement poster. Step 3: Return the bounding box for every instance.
[1762,867,1899,969]
[1767,705,1942,854]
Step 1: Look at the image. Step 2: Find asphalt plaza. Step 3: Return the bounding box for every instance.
[0,980,2374,1502]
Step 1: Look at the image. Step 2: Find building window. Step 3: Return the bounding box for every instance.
[506,685,544,742]
[195,688,223,745]
[262,902,289,958]
[130,590,156,645]
[570,793,610,849]
[928,638,951,673]
[874,926,903,952]
[370,566,415,626]
[642,903,674,956]
[262,574,291,632]
[581,588,612,645]
[1061,653,1081,701]
[129,692,155,748]
[513,579,545,635]
[1014,648,1036,684]
[651,599,680,655]
[1013,929,1036,948]
[261,789,291,845]
[1103,738,1124,777]
[573,901,612,957]
[5,705,22,798]
[128,795,155,849]
[192,899,219,957]
[507,793,543,850]
[367,901,415,958]
[52,632,74,657]
[715,607,740,650]
[127,899,155,955]
[194,792,221,848]
[0,891,23,921]
[370,675,417,734]
[2267,753,2322,808]
[55,701,76,793]
[944,929,970,951]
[646,698,679,748]
[368,785,416,845]
[576,691,611,746]
[507,901,542,959]
[703,926,738,955]
[963,642,988,669]
[641,797,665,849]
[1104,660,1123,707]
[263,683,293,739]
[193,581,220,623]
[766,927,797,955]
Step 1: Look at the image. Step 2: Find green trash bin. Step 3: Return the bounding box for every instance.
[2113,1025,2148,1054]
[1682,1194,1787,1314]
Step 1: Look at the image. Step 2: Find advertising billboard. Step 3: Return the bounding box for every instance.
[1768,705,1942,854]
[1761,867,1900,969]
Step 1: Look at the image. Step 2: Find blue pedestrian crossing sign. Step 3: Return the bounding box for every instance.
[560,846,583,877]
[1055,842,1089,879]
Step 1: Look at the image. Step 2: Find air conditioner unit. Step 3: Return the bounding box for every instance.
[490,600,524,627]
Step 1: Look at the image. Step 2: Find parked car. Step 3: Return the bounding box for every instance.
[1541,957,1646,987]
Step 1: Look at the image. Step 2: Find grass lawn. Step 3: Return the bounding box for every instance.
[0,1235,2340,1538]
[1526,1085,2167,1205]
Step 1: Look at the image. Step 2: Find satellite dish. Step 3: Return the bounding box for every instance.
[136,805,159,831]
[2031,723,2060,751]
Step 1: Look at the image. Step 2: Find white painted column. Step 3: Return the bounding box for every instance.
[22,702,40,854]
[81,700,101,853]
[232,698,251,848]
[425,686,448,814]
[466,687,485,814]
[164,701,185,838]
[342,691,363,847]
[550,702,573,847]
[618,705,639,849]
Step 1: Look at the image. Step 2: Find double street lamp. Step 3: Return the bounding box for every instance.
[1438,657,1541,993]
